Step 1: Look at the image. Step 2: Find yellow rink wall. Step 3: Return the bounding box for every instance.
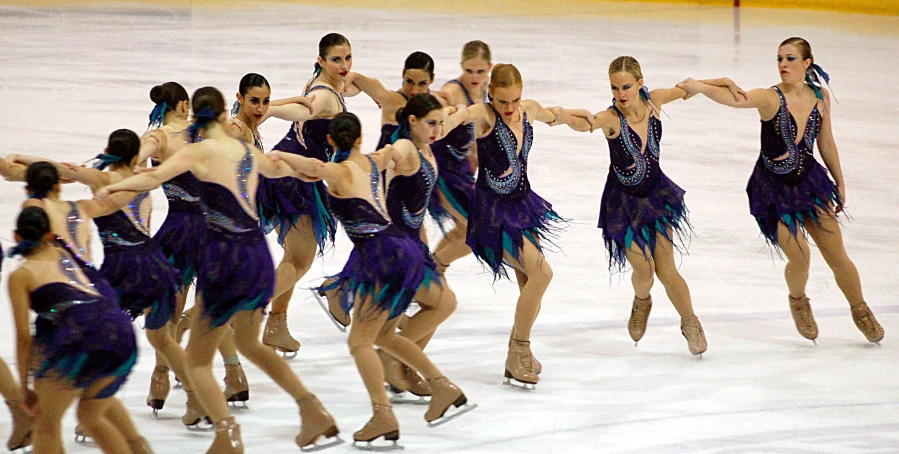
[2,0,897,16]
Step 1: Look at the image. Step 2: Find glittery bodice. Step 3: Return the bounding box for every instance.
[62,202,91,263]
[474,105,533,199]
[153,159,204,211]
[93,209,150,249]
[433,79,479,161]
[200,144,259,238]
[376,123,400,151]
[606,104,663,195]
[329,157,391,241]
[30,282,101,319]
[759,86,821,182]
[291,85,347,161]
[387,149,438,236]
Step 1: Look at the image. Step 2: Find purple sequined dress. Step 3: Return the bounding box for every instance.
[386,147,441,271]
[598,104,690,270]
[197,144,274,328]
[747,86,840,251]
[465,106,564,280]
[152,161,206,290]
[318,157,439,320]
[429,80,478,228]
[256,85,342,251]
[49,200,118,304]
[93,193,179,330]
[31,267,136,398]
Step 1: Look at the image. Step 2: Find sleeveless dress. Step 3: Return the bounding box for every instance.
[466,106,564,280]
[152,159,206,291]
[598,103,690,270]
[747,86,840,251]
[256,85,343,251]
[93,193,179,330]
[31,253,136,399]
[374,90,408,151]
[428,79,479,229]
[197,143,275,328]
[318,157,440,320]
[44,200,119,304]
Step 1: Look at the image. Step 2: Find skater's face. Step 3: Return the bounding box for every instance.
[318,44,353,81]
[460,57,491,90]
[489,86,522,121]
[408,108,444,144]
[609,72,643,108]
[402,68,433,97]
[777,44,811,84]
[236,85,271,125]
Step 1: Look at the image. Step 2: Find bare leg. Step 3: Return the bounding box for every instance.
[217,326,239,358]
[271,217,318,313]
[400,278,457,349]
[230,310,311,399]
[624,244,655,300]
[0,358,23,402]
[432,201,473,271]
[146,323,192,391]
[101,397,142,442]
[31,379,78,454]
[348,306,393,406]
[651,231,695,318]
[503,240,553,342]
[805,212,864,305]
[776,222,812,299]
[185,297,232,423]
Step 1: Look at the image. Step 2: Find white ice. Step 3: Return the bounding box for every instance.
[0,2,898,453]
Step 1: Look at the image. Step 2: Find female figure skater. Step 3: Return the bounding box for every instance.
[255,33,353,355]
[96,87,340,452]
[7,206,149,453]
[275,112,476,448]
[368,94,469,402]
[463,63,564,389]
[344,51,442,150]
[677,37,884,343]
[140,82,250,415]
[428,40,493,274]
[551,57,749,356]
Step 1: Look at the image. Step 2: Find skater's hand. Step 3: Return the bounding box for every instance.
[268,150,282,165]
[22,388,37,417]
[342,73,357,92]
[722,79,748,103]
[94,186,115,206]
[835,184,846,214]
[676,78,702,99]
[297,94,315,115]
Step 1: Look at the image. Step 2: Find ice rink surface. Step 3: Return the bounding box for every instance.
[0,1,897,452]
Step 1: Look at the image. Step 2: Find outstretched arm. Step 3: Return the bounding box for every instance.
[7,154,106,187]
[136,129,166,166]
[96,144,200,202]
[521,99,557,125]
[256,150,321,181]
[345,72,405,109]
[435,105,470,141]
[678,78,774,111]
[264,94,318,123]
[369,142,410,172]
[0,157,27,181]
[548,107,599,133]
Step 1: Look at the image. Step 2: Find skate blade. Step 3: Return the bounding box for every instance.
[502,378,536,391]
[388,391,430,406]
[281,350,299,360]
[352,439,403,451]
[311,289,348,333]
[74,434,95,445]
[227,400,249,410]
[185,417,215,431]
[427,402,478,428]
[301,435,344,452]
